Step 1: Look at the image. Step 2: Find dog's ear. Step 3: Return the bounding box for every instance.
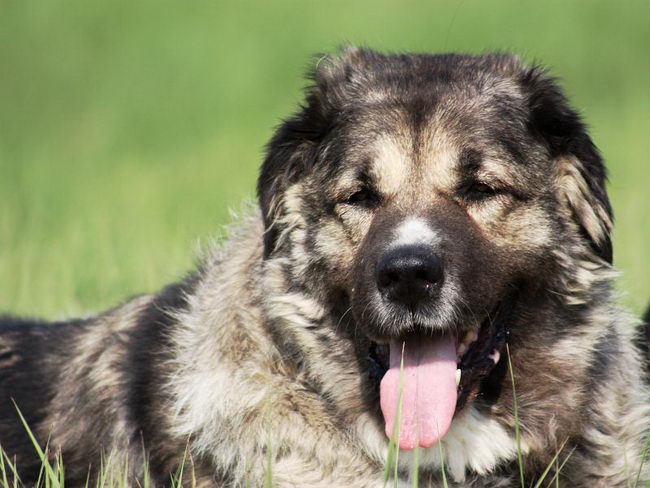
[520,67,613,263]
[258,46,373,258]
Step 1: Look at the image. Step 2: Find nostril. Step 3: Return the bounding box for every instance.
[377,268,400,289]
[386,270,400,284]
[415,267,432,283]
[415,263,442,285]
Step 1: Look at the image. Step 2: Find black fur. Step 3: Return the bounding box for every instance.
[124,276,199,482]
[1,48,646,487]
[0,317,92,484]
[0,275,197,486]
[260,49,614,265]
[520,67,613,263]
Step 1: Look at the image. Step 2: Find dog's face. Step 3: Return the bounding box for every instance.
[258,48,613,449]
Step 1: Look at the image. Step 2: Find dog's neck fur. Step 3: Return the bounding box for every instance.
[167,213,648,486]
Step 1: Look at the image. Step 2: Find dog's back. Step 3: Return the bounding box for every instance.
[0,280,204,486]
[1,305,146,485]
[0,317,81,482]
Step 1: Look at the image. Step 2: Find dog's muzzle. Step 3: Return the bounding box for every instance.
[364,243,511,451]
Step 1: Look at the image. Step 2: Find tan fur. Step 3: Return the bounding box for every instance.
[1,48,647,487]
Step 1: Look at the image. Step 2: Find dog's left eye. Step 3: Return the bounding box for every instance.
[344,188,377,206]
[471,183,494,194]
[463,181,501,200]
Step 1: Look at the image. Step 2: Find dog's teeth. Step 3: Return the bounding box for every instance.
[455,368,461,386]
[489,350,501,364]
[466,329,478,343]
[458,328,478,352]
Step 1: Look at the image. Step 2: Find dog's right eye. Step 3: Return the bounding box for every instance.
[461,181,505,201]
[347,189,370,203]
[342,188,379,207]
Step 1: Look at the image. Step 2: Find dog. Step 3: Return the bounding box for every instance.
[1,47,648,487]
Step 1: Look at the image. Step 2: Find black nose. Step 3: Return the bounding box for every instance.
[376,246,444,307]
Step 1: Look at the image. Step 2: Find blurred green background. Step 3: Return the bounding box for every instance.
[1,0,648,318]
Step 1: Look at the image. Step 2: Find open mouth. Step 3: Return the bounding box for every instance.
[366,305,508,450]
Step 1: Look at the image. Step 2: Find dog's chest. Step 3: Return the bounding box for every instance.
[359,407,526,484]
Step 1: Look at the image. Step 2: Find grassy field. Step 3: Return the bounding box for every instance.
[1,0,648,320]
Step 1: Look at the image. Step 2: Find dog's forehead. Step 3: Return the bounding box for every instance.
[368,134,411,195]
[363,89,532,195]
[325,72,537,202]
[368,131,457,196]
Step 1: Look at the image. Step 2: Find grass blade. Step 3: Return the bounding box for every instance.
[12,400,60,488]
[394,343,406,487]
[0,445,9,488]
[632,428,650,488]
[57,453,64,488]
[437,440,448,488]
[410,445,419,488]
[506,344,525,488]
[531,439,568,488]
[543,445,576,488]
[171,442,189,487]
[384,342,406,487]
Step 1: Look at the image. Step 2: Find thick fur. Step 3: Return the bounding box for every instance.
[1,48,648,487]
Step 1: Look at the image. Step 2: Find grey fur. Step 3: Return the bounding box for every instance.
[1,47,648,487]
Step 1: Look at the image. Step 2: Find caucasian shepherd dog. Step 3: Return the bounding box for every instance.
[1,47,648,487]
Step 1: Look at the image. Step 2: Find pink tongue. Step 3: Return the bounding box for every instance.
[380,335,458,450]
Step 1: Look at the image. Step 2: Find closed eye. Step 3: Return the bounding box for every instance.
[341,186,380,207]
[461,181,507,201]
[346,189,372,204]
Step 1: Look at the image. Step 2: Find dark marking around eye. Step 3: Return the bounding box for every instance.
[460,181,507,202]
[346,189,371,204]
[459,148,483,171]
[338,166,382,208]
[471,182,496,194]
[342,186,381,207]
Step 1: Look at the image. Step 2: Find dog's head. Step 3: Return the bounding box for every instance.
[258,47,612,449]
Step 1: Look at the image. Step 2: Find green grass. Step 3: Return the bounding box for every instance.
[0,1,649,486]
[0,0,648,318]
[3,344,647,487]
[507,344,525,488]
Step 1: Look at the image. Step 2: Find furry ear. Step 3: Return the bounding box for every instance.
[257,46,372,257]
[257,113,320,258]
[520,67,613,263]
